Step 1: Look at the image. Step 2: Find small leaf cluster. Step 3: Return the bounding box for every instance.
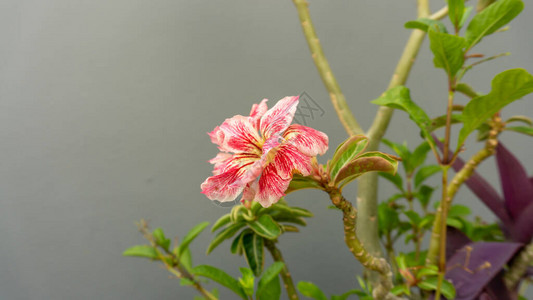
[209,199,312,276]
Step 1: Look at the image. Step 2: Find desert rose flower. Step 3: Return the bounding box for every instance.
[201,96,328,207]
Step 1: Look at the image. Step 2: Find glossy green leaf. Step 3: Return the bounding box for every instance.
[414,165,442,187]
[192,265,247,299]
[297,281,328,300]
[242,233,264,276]
[465,0,524,48]
[207,222,246,254]
[379,172,404,191]
[230,230,246,255]
[177,221,209,256]
[418,276,456,300]
[334,152,399,188]
[458,68,533,150]
[123,245,159,259]
[256,262,284,300]
[238,268,255,297]
[329,135,369,180]
[273,216,307,227]
[405,18,448,33]
[211,214,231,232]
[505,126,533,136]
[428,28,466,77]
[286,174,323,194]
[372,86,435,147]
[448,0,465,29]
[248,215,281,240]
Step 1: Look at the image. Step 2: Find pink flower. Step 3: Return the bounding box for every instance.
[201,96,329,207]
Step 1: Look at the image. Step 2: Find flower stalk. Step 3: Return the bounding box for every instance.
[264,240,299,300]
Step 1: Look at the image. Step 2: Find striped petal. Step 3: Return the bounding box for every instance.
[283,124,329,156]
[273,143,314,178]
[209,115,262,154]
[256,164,291,207]
[250,99,268,127]
[260,96,298,140]
[201,153,259,202]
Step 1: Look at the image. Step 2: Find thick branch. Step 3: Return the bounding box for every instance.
[292,0,363,136]
[505,243,533,289]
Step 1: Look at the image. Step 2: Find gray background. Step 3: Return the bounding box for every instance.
[1,0,532,299]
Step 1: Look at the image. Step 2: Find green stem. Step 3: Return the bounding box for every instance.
[264,240,299,300]
[326,187,401,300]
[426,115,502,265]
[356,0,433,287]
[292,0,363,136]
[504,243,533,290]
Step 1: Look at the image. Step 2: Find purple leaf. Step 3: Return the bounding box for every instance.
[445,242,522,300]
[495,143,533,219]
[511,202,533,243]
[481,271,516,300]
[527,266,533,278]
[446,227,472,260]
[434,138,511,225]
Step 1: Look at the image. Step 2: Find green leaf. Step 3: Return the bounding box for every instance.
[207,222,246,254]
[382,139,411,161]
[416,185,435,208]
[273,216,307,227]
[152,228,171,251]
[408,141,432,171]
[427,114,464,133]
[248,215,282,240]
[123,245,159,259]
[334,152,399,188]
[460,6,474,28]
[242,233,264,277]
[296,281,328,300]
[418,276,456,300]
[465,0,524,48]
[372,86,435,148]
[179,247,193,271]
[329,135,369,180]
[192,265,248,299]
[379,172,404,191]
[404,210,422,226]
[416,265,439,279]
[405,18,448,33]
[286,174,323,194]
[448,0,465,30]
[378,203,400,235]
[238,268,255,297]
[211,214,231,232]
[428,28,466,77]
[256,262,284,300]
[414,165,442,187]
[178,222,209,257]
[230,230,246,255]
[448,204,471,217]
[505,126,533,136]
[289,207,314,218]
[331,290,366,300]
[458,68,533,150]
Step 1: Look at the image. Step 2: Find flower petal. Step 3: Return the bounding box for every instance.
[209,115,262,154]
[273,143,314,178]
[260,96,298,140]
[283,124,329,156]
[201,153,259,202]
[495,143,533,219]
[250,99,268,126]
[255,164,291,207]
[209,152,233,175]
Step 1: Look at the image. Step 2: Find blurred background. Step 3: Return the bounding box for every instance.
[1,0,532,299]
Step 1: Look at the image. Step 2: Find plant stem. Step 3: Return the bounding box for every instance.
[264,240,299,300]
[326,187,401,300]
[443,90,455,164]
[504,243,533,289]
[292,0,363,136]
[426,115,502,265]
[356,0,433,287]
[137,221,217,300]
